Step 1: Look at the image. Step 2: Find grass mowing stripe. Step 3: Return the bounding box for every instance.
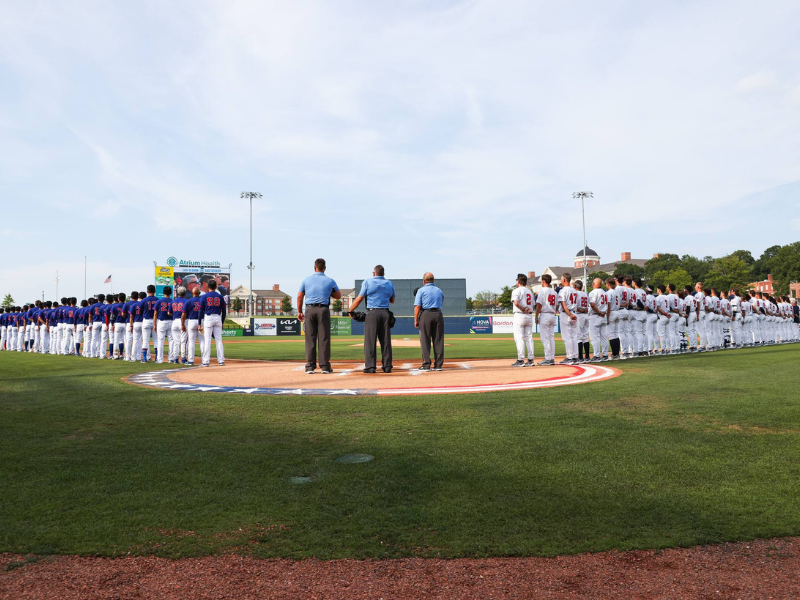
[1,345,799,557]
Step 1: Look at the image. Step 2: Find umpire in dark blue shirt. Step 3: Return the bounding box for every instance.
[414,272,445,371]
[349,265,395,373]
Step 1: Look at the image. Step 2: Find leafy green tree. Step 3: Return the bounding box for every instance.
[612,262,646,280]
[332,299,343,314]
[280,294,293,314]
[752,244,782,281]
[704,255,752,292]
[650,268,692,290]
[770,242,800,295]
[730,249,755,266]
[1,294,13,309]
[587,271,612,283]
[680,255,712,283]
[474,290,497,310]
[645,254,682,279]
[231,297,243,313]
[498,285,513,310]
[466,297,474,311]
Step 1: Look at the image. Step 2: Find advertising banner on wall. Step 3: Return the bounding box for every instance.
[253,318,278,336]
[491,315,514,334]
[276,317,301,336]
[331,318,352,336]
[221,329,244,337]
[470,316,493,334]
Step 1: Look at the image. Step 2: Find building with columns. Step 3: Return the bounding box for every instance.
[528,250,647,293]
[229,284,292,316]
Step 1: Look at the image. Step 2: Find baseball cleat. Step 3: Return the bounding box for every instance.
[321,368,333,374]
[524,360,535,367]
[511,360,525,367]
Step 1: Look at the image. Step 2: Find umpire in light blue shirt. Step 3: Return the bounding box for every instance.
[349,264,395,373]
[298,258,342,374]
[414,273,445,371]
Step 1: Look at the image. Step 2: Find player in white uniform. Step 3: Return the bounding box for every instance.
[588,278,609,361]
[615,276,632,358]
[535,274,558,365]
[510,274,535,367]
[665,284,681,353]
[605,278,621,360]
[557,273,579,364]
[630,279,647,357]
[655,285,671,354]
[573,279,591,363]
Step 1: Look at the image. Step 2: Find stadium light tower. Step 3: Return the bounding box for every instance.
[241,192,262,318]
[573,191,594,286]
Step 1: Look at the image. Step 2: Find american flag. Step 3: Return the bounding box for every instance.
[104,274,112,284]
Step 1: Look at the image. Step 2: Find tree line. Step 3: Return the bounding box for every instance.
[467,242,800,311]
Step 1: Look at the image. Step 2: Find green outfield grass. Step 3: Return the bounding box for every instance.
[1,344,800,559]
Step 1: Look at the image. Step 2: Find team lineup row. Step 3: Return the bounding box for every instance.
[510,272,800,366]
[0,281,228,367]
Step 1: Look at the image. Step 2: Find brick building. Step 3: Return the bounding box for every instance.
[750,275,775,295]
[230,284,291,315]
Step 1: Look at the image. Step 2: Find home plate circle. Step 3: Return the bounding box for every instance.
[126,360,620,396]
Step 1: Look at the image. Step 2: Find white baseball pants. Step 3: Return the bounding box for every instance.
[538,313,556,361]
[512,313,534,361]
[201,314,225,365]
[559,314,578,360]
[589,315,608,358]
[155,320,173,363]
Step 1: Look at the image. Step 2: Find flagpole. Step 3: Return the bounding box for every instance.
[84,256,87,300]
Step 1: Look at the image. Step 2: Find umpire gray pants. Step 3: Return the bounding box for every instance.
[364,308,392,370]
[304,306,332,370]
[419,309,444,368]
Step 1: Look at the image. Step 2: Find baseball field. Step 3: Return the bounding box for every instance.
[2,335,800,564]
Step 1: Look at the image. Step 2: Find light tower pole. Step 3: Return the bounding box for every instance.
[572,191,593,286]
[240,192,262,318]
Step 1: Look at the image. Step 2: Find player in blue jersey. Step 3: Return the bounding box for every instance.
[122,292,138,361]
[169,287,188,364]
[111,292,128,360]
[181,287,203,366]
[199,279,226,367]
[139,286,158,362]
[154,286,174,363]
[89,294,106,358]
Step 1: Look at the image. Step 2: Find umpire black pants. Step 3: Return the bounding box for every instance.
[364,308,392,370]
[304,306,331,370]
[419,309,444,369]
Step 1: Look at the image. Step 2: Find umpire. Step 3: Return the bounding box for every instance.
[414,272,445,371]
[297,258,341,374]
[349,265,395,373]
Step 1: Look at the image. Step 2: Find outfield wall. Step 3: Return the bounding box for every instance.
[246,315,556,336]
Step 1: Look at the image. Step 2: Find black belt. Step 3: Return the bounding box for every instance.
[422,308,441,312]
[306,303,328,307]
[367,307,388,311]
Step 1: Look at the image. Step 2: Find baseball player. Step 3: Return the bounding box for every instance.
[665,284,681,353]
[573,279,591,363]
[111,292,128,359]
[0,308,5,351]
[89,294,105,358]
[154,286,174,364]
[181,287,203,366]
[140,286,158,362]
[588,277,609,361]
[615,275,632,358]
[510,273,535,367]
[535,273,558,366]
[170,287,188,364]
[60,299,76,355]
[655,285,671,354]
[199,279,226,367]
[122,292,139,361]
[605,278,621,359]
[557,273,579,364]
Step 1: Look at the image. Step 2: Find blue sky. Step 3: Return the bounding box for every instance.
[1,0,799,304]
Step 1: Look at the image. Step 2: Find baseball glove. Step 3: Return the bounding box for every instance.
[349,311,366,322]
